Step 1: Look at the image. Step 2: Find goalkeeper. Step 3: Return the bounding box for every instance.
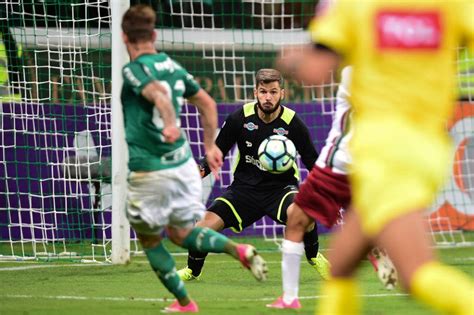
[178,68,330,281]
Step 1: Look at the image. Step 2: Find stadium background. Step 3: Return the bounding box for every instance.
[0,1,473,261]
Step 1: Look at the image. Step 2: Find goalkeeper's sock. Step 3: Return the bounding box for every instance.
[303,224,319,261]
[316,278,360,315]
[187,250,208,277]
[411,261,474,315]
[182,227,233,254]
[144,242,188,301]
[281,240,304,304]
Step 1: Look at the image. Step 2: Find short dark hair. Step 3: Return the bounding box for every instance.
[121,5,156,43]
[255,68,283,88]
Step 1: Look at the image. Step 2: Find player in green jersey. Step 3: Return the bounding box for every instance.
[121,5,268,313]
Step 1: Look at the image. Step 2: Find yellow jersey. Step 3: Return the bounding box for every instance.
[310,0,474,235]
[310,0,474,132]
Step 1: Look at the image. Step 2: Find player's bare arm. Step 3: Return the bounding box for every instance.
[188,89,223,177]
[141,81,180,143]
[276,44,340,85]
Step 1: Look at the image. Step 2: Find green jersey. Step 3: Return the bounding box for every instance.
[121,52,200,171]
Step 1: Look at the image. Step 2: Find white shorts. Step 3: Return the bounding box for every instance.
[126,158,205,235]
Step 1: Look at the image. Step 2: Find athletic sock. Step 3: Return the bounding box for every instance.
[281,239,304,304]
[303,224,319,261]
[144,242,187,300]
[411,261,474,315]
[182,227,231,253]
[187,250,208,277]
[316,278,360,315]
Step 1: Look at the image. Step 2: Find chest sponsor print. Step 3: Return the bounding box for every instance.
[244,122,259,131]
[273,127,289,136]
[376,10,442,50]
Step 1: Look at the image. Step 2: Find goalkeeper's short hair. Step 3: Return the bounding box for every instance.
[255,68,283,87]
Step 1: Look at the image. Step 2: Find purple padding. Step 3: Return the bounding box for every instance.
[0,102,332,241]
[1,102,111,241]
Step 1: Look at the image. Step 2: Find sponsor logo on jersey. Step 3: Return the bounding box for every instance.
[376,11,442,50]
[246,141,252,147]
[244,122,259,131]
[154,57,182,73]
[273,127,288,135]
[245,155,266,171]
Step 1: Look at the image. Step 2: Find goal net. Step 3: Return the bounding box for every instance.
[0,1,117,261]
[1,1,473,262]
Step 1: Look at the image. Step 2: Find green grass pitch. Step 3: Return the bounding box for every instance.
[1,234,473,315]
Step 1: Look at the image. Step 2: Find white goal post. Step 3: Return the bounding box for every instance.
[110,0,130,265]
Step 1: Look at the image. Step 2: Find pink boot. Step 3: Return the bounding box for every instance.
[236,244,268,281]
[162,300,199,313]
[266,296,302,309]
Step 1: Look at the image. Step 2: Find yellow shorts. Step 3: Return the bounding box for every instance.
[350,118,451,236]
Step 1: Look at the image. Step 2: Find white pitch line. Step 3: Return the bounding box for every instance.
[132,260,285,265]
[0,263,109,271]
[2,293,408,303]
[3,256,472,272]
[454,257,474,261]
[0,260,287,271]
[4,256,471,272]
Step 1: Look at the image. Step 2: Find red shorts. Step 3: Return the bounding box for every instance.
[294,166,351,228]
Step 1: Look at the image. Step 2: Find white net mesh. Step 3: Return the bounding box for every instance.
[1,1,473,262]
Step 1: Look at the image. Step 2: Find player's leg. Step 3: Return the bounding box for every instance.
[302,221,332,280]
[316,210,372,315]
[275,185,325,271]
[376,211,474,315]
[168,224,268,282]
[179,211,225,280]
[137,232,198,312]
[127,165,199,312]
[178,191,236,280]
[303,223,320,262]
[177,188,267,281]
[267,202,312,309]
[284,167,351,280]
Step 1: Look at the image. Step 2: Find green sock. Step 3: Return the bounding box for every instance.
[182,227,232,253]
[144,242,187,300]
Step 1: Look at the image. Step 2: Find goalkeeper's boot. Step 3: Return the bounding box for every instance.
[309,252,331,280]
[236,244,268,281]
[177,267,202,282]
[266,296,302,309]
[162,299,199,313]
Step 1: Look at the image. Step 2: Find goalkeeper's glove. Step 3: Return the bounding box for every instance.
[197,156,211,178]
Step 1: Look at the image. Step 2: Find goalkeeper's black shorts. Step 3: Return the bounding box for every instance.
[207,184,297,232]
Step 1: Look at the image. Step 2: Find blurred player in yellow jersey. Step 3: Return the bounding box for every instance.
[277,0,474,314]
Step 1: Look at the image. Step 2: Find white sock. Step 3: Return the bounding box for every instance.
[281,239,304,304]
